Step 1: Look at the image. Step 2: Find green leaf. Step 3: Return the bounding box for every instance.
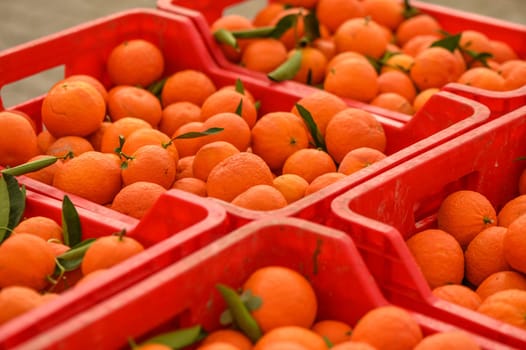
[235,78,245,95]
[1,155,58,176]
[323,336,334,348]
[56,238,95,271]
[235,98,243,117]
[268,49,303,82]
[213,28,239,49]
[141,325,206,349]
[370,51,402,74]
[147,77,167,99]
[173,127,224,140]
[379,51,400,65]
[5,174,25,232]
[465,50,493,67]
[231,26,276,39]
[366,56,382,74]
[302,11,321,44]
[295,103,326,151]
[254,100,261,111]
[403,0,420,18]
[220,309,234,326]
[431,33,461,52]
[61,195,82,247]
[240,289,262,311]
[0,176,10,243]
[216,283,262,342]
[127,338,139,349]
[268,13,299,39]
[226,13,299,41]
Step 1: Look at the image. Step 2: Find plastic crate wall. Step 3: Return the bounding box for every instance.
[0,186,230,348]
[0,9,497,227]
[327,104,526,348]
[157,0,526,118]
[11,218,512,350]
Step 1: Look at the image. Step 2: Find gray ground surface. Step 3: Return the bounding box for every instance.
[0,0,524,108]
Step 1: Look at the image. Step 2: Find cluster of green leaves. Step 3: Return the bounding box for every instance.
[217,284,263,342]
[431,31,493,67]
[129,325,207,350]
[0,155,69,243]
[128,283,264,349]
[213,9,322,83]
[114,128,225,170]
[210,0,424,84]
[0,157,98,291]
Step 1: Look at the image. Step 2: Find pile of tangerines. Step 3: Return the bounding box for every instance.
[132,265,484,350]
[0,212,144,325]
[0,37,389,218]
[406,174,526,331]
[211,0,526,115]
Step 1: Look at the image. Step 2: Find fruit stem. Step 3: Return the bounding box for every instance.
[116,228,127,241]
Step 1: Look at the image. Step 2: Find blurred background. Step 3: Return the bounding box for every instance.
[0,0,524,108]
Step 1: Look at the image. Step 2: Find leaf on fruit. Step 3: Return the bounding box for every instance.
[269,13,299,39]
[227,13,299,41]
[235,98,243,117]
[173,127,224,140]
[213,28,239,50]
[147,77,167,99]
[235,78,245,95]
[140,325,206,348]
[240,289,262,311]
[0,174,26,243]
[56,238,96,271]
[465,50,493,67]
[366,56,382,73]
[367,52,399,74]
[268,49,303,82]
[302,11,321,44]
[5,173,26,233]
[62,195,82,247]
[0,176,10,243]
[216,283,262,342]
[1,155,58,177]
[323,336,334,348]
[220,309,234,326]
[403,0,420,18]
[295,103,326,151]
[431,33,461,52]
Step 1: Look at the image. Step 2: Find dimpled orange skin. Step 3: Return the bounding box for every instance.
[81,235,145,276]
[41,80,106,138]
[0,234,56,291]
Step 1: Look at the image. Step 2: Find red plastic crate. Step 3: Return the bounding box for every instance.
[157,0,526,118]
[0,9,495,227]
[8,218,511,350]
[443,83,526,119]
[0,188,229,349]
[213,90,490,227]
[327,104,526,348]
